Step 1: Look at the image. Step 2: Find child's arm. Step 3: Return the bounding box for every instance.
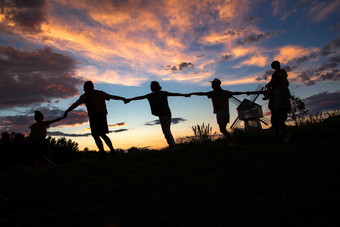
[125,95,148,104]
[48,116,65,124]
[108,94,127,102]
[230,91,247,96]
[189,92,209,96]
[64,103,80,118]
[167,92,191,97]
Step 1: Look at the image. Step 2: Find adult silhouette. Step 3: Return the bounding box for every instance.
[125,81,190,149]
[63,81,126,157]
[265,61,291,142]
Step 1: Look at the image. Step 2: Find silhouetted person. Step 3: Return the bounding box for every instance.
[265,61,291,142]
[63,81,126,157]
[190,78,257,147]
[29,111,64,172]
[264,61,291,107]
[125,81,190,149]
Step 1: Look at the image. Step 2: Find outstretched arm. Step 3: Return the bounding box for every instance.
[108,94,126,102]
[48,116,65,124]
[230,91,247,96]
[63,102,79,118]
[167,92,191,97]
[125,95,148,104]
[189,92,209,96]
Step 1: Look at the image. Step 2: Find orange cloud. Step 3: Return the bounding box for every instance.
[2,0,273,86]
[274,46,318,64]
[238,54,269,68]
[220,76,259,86]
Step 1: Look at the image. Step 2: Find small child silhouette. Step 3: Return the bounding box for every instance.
[125,81,190,149]
[29,111,64,172]
[190,78,260,147]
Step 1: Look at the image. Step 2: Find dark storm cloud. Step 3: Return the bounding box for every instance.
[303,91,340,114]
[0,46,84,109]
[0,106,88,134]
[236,31,276,46]
[0,0,47,33]
[144,117,186,126]
[166,62,194,71]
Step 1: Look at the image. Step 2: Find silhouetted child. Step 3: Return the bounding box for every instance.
[264,61,291,109]
[29,111,64,172]
[190,78,259,147]
[125,81,190,149]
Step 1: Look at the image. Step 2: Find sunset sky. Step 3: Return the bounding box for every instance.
[1,0,339,150]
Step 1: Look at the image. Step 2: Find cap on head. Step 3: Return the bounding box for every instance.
[210,78,221,86]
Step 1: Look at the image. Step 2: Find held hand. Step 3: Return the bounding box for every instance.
[185,94,191,97]
[124,99,131,104]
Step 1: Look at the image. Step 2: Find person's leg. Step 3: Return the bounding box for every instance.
[278,111,289,142]
[101,134,116,156]
[271,110,280,140]
[159,116,176,148]
[219,123,237,145]
[93,135,105,152]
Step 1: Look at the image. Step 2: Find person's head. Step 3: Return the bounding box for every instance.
[83,81,94,92]
[271,61,281,70]
[34,111,44,122]
[150,81,162,92]
[210,78,222,91]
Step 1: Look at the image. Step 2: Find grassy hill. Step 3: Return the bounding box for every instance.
[1,117,340,226]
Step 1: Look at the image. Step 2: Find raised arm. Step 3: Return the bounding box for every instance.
[48,116,65,124]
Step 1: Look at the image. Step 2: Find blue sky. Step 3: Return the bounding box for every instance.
[0,0,339,150]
